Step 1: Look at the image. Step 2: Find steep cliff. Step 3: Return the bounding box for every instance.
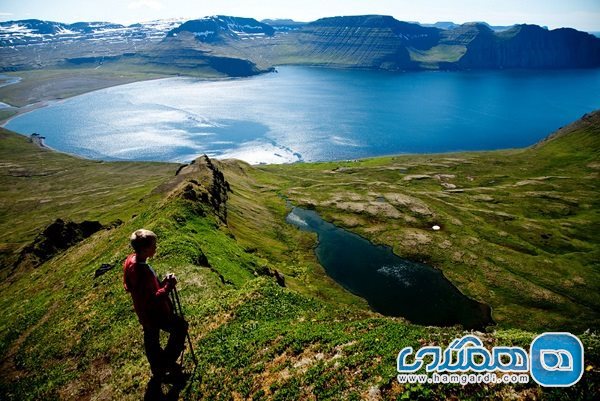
[263,16,600,70]
[454,23,600,68]
[268,15,440,69]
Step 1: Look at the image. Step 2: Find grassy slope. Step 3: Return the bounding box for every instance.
[0,130,178,271]
[0,114,598,400]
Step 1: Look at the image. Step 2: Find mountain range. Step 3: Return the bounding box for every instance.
[1,15,599,74]
[0,18,183,47]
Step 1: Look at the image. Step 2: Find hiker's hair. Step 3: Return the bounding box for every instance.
[130,229,157,252]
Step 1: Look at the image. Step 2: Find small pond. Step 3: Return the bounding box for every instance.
[286,206,494,329]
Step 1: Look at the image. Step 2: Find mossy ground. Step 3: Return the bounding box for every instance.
[0,111,599,400]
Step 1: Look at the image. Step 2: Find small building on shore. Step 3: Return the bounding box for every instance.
[29,133,46,147]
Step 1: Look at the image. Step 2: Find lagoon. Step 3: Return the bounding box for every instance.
[5,66,600,164]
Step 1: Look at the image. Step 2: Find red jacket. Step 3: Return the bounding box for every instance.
[123,254,173,328]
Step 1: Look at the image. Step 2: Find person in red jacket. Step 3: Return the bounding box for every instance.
[123,229,188,381]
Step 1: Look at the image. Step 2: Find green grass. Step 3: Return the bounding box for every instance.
[408,44,468,65]
[0,111,599,400]
[0,109,17,122]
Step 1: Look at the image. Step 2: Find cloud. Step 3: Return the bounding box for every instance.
[128,1,163,11]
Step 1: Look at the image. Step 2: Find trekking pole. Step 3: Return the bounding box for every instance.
[172,286,198,365]
[169,290,185,365]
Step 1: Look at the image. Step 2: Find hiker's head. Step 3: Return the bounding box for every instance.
[130,229,157,258]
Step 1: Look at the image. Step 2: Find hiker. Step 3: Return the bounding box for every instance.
[123,229,188,381]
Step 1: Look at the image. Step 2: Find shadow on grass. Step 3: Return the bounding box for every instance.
[144,374,190,401]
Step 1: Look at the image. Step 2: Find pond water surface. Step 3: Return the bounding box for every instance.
[286,206,494,329]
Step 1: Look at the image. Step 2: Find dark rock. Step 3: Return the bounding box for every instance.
[15,219,104,270]
[193,252,210,268]
[175,164,187,176]
[451,23,600,68]
[273,270,286,287]
[94,263,114,278]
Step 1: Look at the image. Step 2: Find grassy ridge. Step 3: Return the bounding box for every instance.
[0,113,599,400]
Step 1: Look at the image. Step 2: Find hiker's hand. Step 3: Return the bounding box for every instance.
[165,273,177,287]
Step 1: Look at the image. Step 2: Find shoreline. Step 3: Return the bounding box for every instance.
[0,75,172,126]
[0,100,56,127]
[0,68,268,126]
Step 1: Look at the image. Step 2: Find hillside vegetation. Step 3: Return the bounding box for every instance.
[0,112,599,400]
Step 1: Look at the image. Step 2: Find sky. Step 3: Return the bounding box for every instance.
[0,0,599,31]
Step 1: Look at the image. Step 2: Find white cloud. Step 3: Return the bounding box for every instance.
[128,1,163,11]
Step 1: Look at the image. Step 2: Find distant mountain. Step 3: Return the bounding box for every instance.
[166,16,274,43]
[263,15,440,69]
[264,16,600,70]
[261,19,307,31]
[0,18,183,47]
[0,17,268,77]
[420,21,514,32]
[0,19,71,35]
[445,23,600,68]
[419,21,460,30]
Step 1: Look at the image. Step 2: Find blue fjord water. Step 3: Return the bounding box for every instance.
[5,66,600,164]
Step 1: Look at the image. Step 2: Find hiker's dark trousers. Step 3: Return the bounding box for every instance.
[143,314,188,376]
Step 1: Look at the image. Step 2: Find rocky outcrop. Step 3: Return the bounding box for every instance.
[532,110,600,148]
[173,155,232,224]
[14,219,104,270]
